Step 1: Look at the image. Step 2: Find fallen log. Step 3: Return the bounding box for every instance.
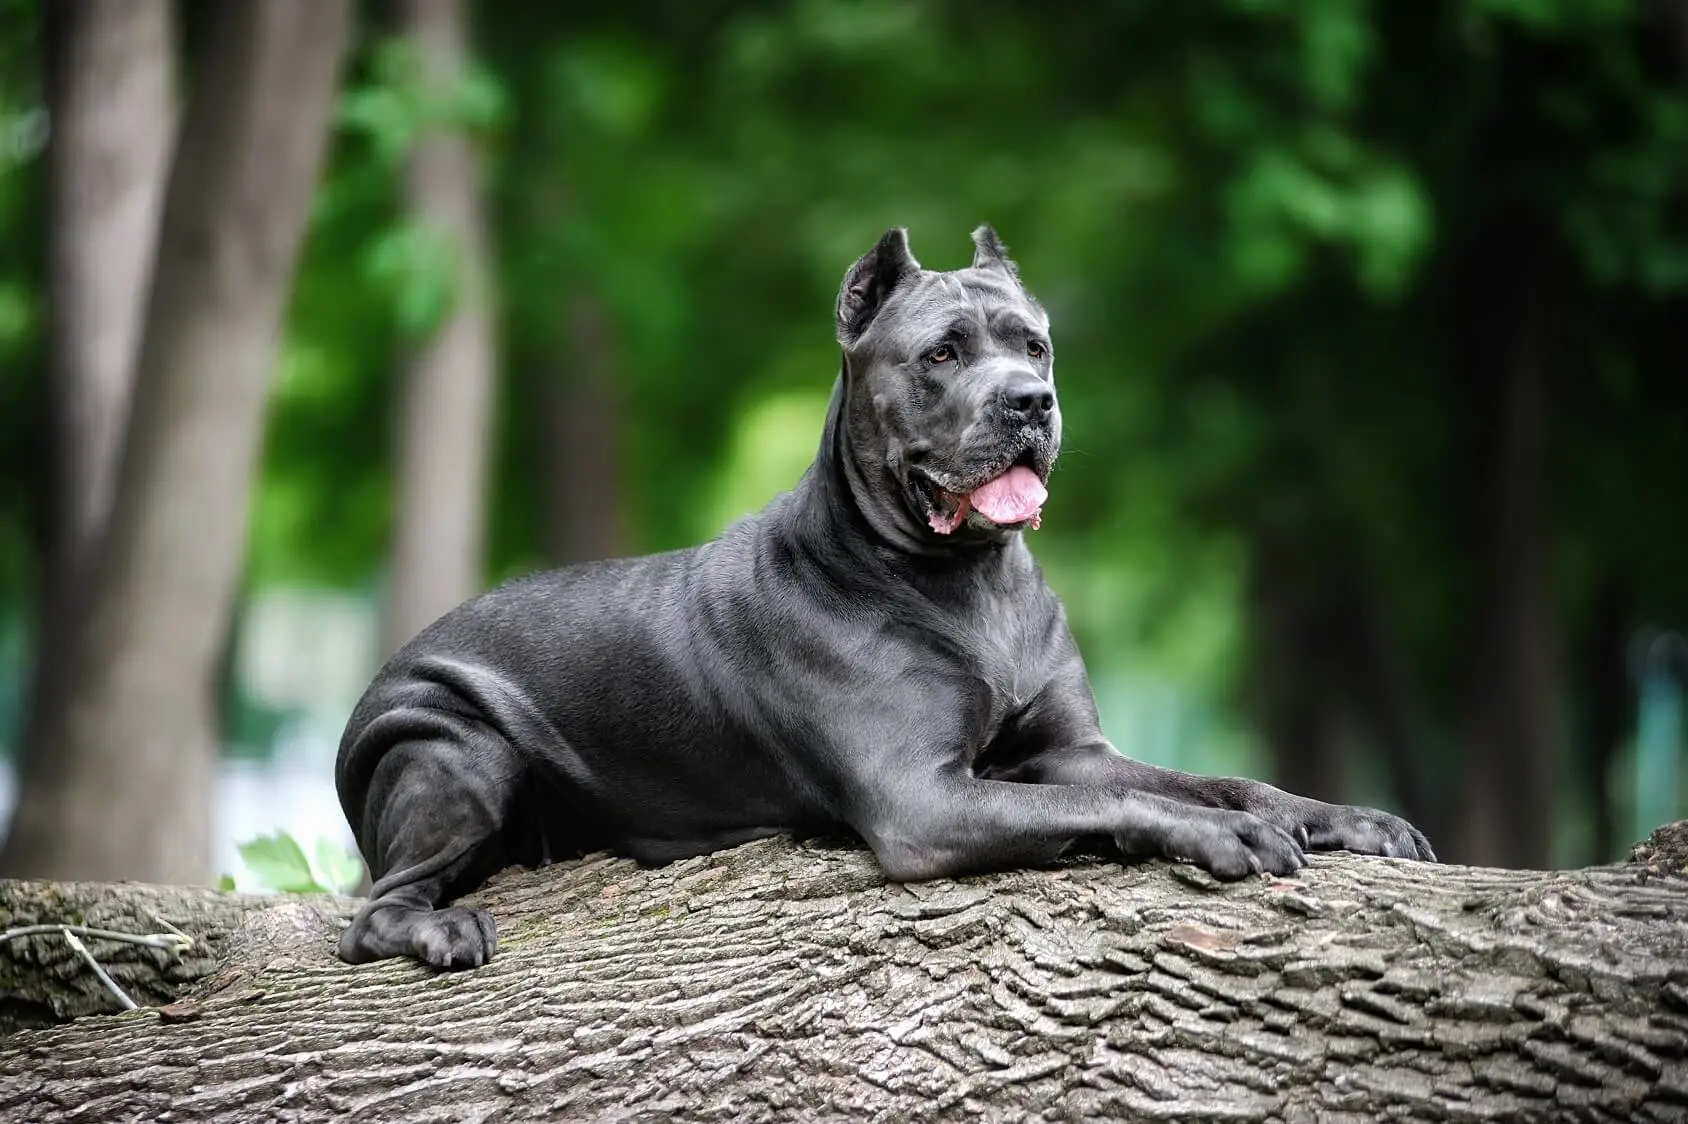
[2,824,1687,1122]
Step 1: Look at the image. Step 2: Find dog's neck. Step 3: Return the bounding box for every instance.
[789,372,1027,587]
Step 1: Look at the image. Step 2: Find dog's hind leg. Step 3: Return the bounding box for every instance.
[337,730,527,970]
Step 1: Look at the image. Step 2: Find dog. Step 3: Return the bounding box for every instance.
[334,226,1435,970]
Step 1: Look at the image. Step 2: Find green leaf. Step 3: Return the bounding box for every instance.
[364,221,458,338]
[237,833,327,894]
[215,873,237,892]
[450,65,508,133]
[313,838,366,895]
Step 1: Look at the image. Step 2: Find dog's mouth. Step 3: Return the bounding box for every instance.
[915,449,1049,536]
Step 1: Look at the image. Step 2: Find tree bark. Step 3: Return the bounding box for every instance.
[0,1,351,886]
[3,826,1687,1123]
[0,1,173,875]
[380,0,499,659]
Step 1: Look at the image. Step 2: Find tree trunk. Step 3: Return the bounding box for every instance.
[540,295,632,566]
[0,1,173,875]
[0,1,351,886]
[1246,523,1350,807]
[1246,525,1435,839]
[1580,577,1633,864]
[380,0,499,659]
[3,827,1687,1122]
[1345,573,1441,847]
[1457,264,1561,870]
[1657,0,1688,71]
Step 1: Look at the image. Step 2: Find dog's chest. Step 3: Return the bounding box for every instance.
[953,614,1042,742]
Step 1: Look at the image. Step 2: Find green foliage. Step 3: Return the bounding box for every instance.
[233,833,364,895]
[338,39,508,168]
[312,836,367,896]
[1223,145,1431,299]
[701,389,831,535]
[336,38,511,343]
[364,220,460,339]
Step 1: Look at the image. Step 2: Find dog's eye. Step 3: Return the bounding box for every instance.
[925,346,954,365]
[1026,340,1049,359]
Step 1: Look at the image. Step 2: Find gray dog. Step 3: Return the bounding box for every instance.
[335,226,1435,970]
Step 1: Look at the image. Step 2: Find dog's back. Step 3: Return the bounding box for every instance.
[334,491,844,871]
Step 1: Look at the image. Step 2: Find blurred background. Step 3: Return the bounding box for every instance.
[0,0,1684,888]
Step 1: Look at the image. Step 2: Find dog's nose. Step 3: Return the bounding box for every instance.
[1002,376,1055,421]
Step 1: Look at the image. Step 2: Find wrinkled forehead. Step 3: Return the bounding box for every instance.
[868,269,1049,353]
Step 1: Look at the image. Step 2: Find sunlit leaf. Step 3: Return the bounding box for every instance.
[237,833,326,895]
[314,838,366,895]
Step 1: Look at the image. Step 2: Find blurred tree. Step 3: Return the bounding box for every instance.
[2,0,174,867]
[0,0,351,882]
[377,0,501,659]
[536,299,632,565]
[490,17,678,567]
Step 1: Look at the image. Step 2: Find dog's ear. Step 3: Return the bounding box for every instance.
[837,228,921,346]
[970,225,1021,282]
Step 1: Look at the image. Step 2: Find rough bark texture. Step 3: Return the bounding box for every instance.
[4,825,1688,1123]
[0,881,355,1032]
[0,0,174,877]
[1,0,351,885]
[380,0,499,659]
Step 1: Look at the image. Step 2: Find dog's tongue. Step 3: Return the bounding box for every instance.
[928,466,1047,534]
[972,465,1048,525]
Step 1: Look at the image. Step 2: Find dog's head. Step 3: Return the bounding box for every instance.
[834,226,1060,546]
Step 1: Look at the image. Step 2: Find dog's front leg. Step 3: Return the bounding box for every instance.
[994,740,1436,863]
[987,652,1437,864]
[847,771,1306,883]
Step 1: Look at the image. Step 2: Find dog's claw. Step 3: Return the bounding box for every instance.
[1292,803,1436,864]
[411,907,497,970]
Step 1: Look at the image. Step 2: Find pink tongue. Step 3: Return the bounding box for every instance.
[969,465,1047,525]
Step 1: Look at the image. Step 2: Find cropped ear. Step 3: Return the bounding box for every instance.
[837,228,921,346]
[970,224,1021,282]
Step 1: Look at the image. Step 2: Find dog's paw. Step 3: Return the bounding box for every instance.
[338,902,498,970]
[1283,803,1436,863]
[1140,809,1307,881]
[409,907,498,970]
